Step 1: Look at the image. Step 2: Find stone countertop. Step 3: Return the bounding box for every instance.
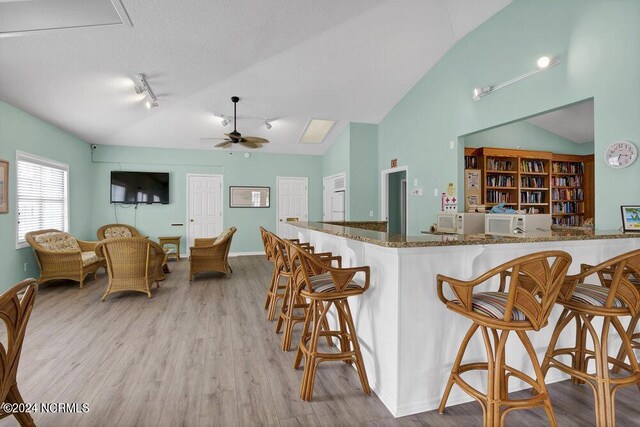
[288,221,640,248]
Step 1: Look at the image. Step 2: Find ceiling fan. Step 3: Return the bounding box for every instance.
[202,96,270,149]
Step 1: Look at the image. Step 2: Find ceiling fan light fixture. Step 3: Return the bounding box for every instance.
[299,118,336,144]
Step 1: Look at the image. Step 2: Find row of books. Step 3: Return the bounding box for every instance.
[486,175,515,187]
[552,216,584,226]
[552,161,584,174]
[552,188,584,201]
[520,176,546,188]
[552,176,583,187]
[486,159,514,171]
[520,160,546,173]
[486,190,512,203]
[552,201,584,214]
[520,191,545,203]
[464,156,478,169]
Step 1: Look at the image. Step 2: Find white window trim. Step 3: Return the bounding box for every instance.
[15,151,70,249]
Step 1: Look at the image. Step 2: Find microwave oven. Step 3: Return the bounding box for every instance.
[436,213,485,234]
[485,214,552,236]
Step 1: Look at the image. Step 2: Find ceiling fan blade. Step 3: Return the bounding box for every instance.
[215,141,233,148]
[200,137,227,141]
[241,141,259,149]
[244,136,269,144]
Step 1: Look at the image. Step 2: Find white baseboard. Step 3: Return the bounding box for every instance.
[229,251,264,257]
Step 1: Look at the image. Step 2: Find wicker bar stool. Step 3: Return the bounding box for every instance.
[437,251,571,426]
[260,227,314,321]
[289,241,371,401]
[541,249,640,427]
[275,237,341,351]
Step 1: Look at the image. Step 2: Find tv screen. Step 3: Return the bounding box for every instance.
[110,171,169,204]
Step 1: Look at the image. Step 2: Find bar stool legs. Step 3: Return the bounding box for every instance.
[265,268,287,321]
[294,298,370,401]
[438,323,557,426]
[542,311,640,427]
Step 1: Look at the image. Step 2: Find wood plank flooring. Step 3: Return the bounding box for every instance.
[1,255,639,426]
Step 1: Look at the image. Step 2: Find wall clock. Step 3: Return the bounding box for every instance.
[604,140,637,168]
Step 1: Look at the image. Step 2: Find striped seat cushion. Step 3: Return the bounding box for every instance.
[453,292,526,321]
[309,273,362,293]
[570,283,625,308]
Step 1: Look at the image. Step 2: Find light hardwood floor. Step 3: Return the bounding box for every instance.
[1,255,639,426]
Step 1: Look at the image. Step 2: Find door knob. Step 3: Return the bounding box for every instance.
[190,219,194,222]
[279,219,283,222]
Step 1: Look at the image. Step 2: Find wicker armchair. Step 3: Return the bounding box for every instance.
[0,279,37,427]
[97,223,143,240]
[95,237,165,301]
[189,227,237,281]
[25,229,105,288]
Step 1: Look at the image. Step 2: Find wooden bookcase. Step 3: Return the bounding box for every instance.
[551,153,594,226]
[463,147,594,223]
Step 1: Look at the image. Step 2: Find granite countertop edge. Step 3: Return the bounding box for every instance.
[289,221,640,248]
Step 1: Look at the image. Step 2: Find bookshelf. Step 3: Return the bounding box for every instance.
[551,154,594,226]
[463,148,594,223]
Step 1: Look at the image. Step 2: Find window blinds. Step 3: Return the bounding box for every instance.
[17,153,68,245]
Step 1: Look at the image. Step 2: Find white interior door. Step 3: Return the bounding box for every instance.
[277,177,308,238]
[187,174,223,248]
[323,177,333,220]
[331,191,345,221]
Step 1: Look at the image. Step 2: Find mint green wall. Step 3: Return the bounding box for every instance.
[378,0,640,232]
[322,124,351,219]
[91,145,322,253]
[321,123,378,220]
[349,123,378,220]
[0,101,94,287]
[464,120,594,155]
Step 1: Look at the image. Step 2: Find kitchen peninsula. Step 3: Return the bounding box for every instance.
[287,221,640,417]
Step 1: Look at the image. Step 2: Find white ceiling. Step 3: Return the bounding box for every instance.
[526,99,594,144]
[0,0,511,155]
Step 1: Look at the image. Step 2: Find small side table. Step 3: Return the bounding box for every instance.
[158,236,181,261]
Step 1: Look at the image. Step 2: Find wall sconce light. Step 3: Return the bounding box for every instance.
[135,73,158,109]
[472,56,559,101]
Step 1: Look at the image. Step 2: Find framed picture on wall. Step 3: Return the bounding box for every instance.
[229,186,270,208]
[621,206,640,232]
[0,160,7,214]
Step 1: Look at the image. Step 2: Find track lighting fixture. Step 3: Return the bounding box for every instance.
[134,73,158,109]
[214,113,232,126]
[264,120,272,130]
[472,56,559,101]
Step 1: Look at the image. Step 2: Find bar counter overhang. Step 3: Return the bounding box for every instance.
[287,221,640,418]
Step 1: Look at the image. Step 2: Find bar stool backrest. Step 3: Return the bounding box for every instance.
[560,249,640,316]
[289,242,369,297]
[269,233,292,275]
[505,252,572,330]
[0,279,37,400]
[259,227,274,262]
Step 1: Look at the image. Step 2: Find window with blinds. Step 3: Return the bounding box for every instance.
[16,152,69,247]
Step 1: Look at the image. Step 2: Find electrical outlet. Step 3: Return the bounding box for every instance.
[369,210,374,217]
[23,263,28,272]
[449,140,455,150]
[434,188,439,197]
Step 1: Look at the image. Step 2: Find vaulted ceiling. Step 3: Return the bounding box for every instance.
[0,0,511,154]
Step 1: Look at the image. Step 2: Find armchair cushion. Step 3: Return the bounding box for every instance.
[103,226,133,239]
[453,292,527,321]
[81,251,101,267]
[214,228,234,244]
[33,232,81,253]
[570,283,625,308]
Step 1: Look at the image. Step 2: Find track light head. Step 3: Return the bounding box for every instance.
[472,86,491,101]
[145,98,158,109]
[222,117,231,126]
[135,72,158,109]
[264,120,272,130]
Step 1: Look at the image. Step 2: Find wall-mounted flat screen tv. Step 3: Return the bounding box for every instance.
[110,171,170,204]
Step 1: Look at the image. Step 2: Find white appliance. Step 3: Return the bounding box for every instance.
[485,214,552,236]
[436,213,485,234]
[330,191,345,221]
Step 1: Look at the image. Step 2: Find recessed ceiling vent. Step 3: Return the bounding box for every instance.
[299,119,336,144]
[0,0,132,38]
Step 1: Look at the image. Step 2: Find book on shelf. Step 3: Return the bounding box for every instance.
[520,160,546,173]
[552,161,584,174]
[552,176,583,187]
